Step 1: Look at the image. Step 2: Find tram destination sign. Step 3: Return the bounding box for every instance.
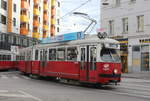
[41,32,84,44]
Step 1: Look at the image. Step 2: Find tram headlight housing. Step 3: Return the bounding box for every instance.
[114,69,118,74]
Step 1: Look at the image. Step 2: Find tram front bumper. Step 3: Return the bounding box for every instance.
[99,74,121,84]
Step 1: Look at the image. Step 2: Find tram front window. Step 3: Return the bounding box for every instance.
[101,48,120,62]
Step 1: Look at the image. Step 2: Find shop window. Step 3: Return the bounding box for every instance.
[141,45,149,71]
[132,46,140,51]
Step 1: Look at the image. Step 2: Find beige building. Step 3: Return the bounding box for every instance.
[101,0,150,73]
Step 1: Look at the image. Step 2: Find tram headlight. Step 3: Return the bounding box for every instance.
[114,69,118,74]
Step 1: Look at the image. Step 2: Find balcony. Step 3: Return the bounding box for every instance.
[34,0,39,5]
[34,8,40,16]
[44,4,48,10]
[20,15,29,23]
[33,20,40,27]
[44,0,48,3]
[43,33,47,38]
[51,19,55,25]
[21,1,29,9]
[51,0,56,6]
[32,32,39,39]
[43,25,48,30]
[51,27,55,34]
[51,9,55,15]
[20,28,28,35]
[43,14,48,20]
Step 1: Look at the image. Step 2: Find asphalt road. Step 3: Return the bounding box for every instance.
[0,71,150,101]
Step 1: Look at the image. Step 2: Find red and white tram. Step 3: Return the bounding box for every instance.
[17,35,121,85]
[0,50,14,70]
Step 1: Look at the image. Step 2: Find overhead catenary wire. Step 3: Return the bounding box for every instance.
[60,0,92,19]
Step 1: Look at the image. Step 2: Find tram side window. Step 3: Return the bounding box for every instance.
[16,55,20,61]
[67,47,77,61]
[81,48,85,61]
[35,50,39,60]
[90,47,97,70]
[43,50,47,61]
[0,55,1,61]
[57,48,66,61]
[49,49,56,61]
[40,51,43,61]
[3,55,6,60]
[7,55,11,61]
[80,48,86,70]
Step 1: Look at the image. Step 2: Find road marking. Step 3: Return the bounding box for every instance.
[99,89,150,99]
[0,75,8,79]
[119,85,150,92]
[12,76,19,79]
[0,90,9,93]
[0,94,29,98]
[21,76,30,80]
[120,83,150,89]
[19,90,43,101]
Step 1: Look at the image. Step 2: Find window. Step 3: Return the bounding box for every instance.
[101,48,120,62]
[13,18,16,26]
[57,27,59,33]
[13,4,17,12]
[58,2,60,7]
[49,49,56,60]
[115,0,120,6]
[122,18,128,34]
[132,46,140,52]
[57,48,65,61]
[1,15,6,25]
[90,47,97,70]
[130,0,136,3]
[137,15,144,32]
[108,20,114,35]
[35,50,39,60]
[67,47,78,61]
[1,0,7,10]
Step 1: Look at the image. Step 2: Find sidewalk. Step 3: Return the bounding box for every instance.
[122,72,150,80]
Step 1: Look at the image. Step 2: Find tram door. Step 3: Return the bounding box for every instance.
[26,51,32,74]
[80,47,87,81]
[40,49,47,74]
[89,46,97,82]
[80,46,97,82]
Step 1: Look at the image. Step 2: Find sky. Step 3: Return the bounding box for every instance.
[59,0,100,34]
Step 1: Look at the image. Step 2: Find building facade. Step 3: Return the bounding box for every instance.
[20,0,61,39]
[0,0,20,34]
[101,0,150,73]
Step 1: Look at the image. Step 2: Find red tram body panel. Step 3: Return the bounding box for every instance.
[0,61,13,70]
[17,35,122,85]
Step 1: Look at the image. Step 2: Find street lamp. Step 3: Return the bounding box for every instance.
[73,12,97,34]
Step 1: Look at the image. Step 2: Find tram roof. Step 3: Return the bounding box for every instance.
[33,35,119,49]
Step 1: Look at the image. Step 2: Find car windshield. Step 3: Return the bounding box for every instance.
[100,48,120,62]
